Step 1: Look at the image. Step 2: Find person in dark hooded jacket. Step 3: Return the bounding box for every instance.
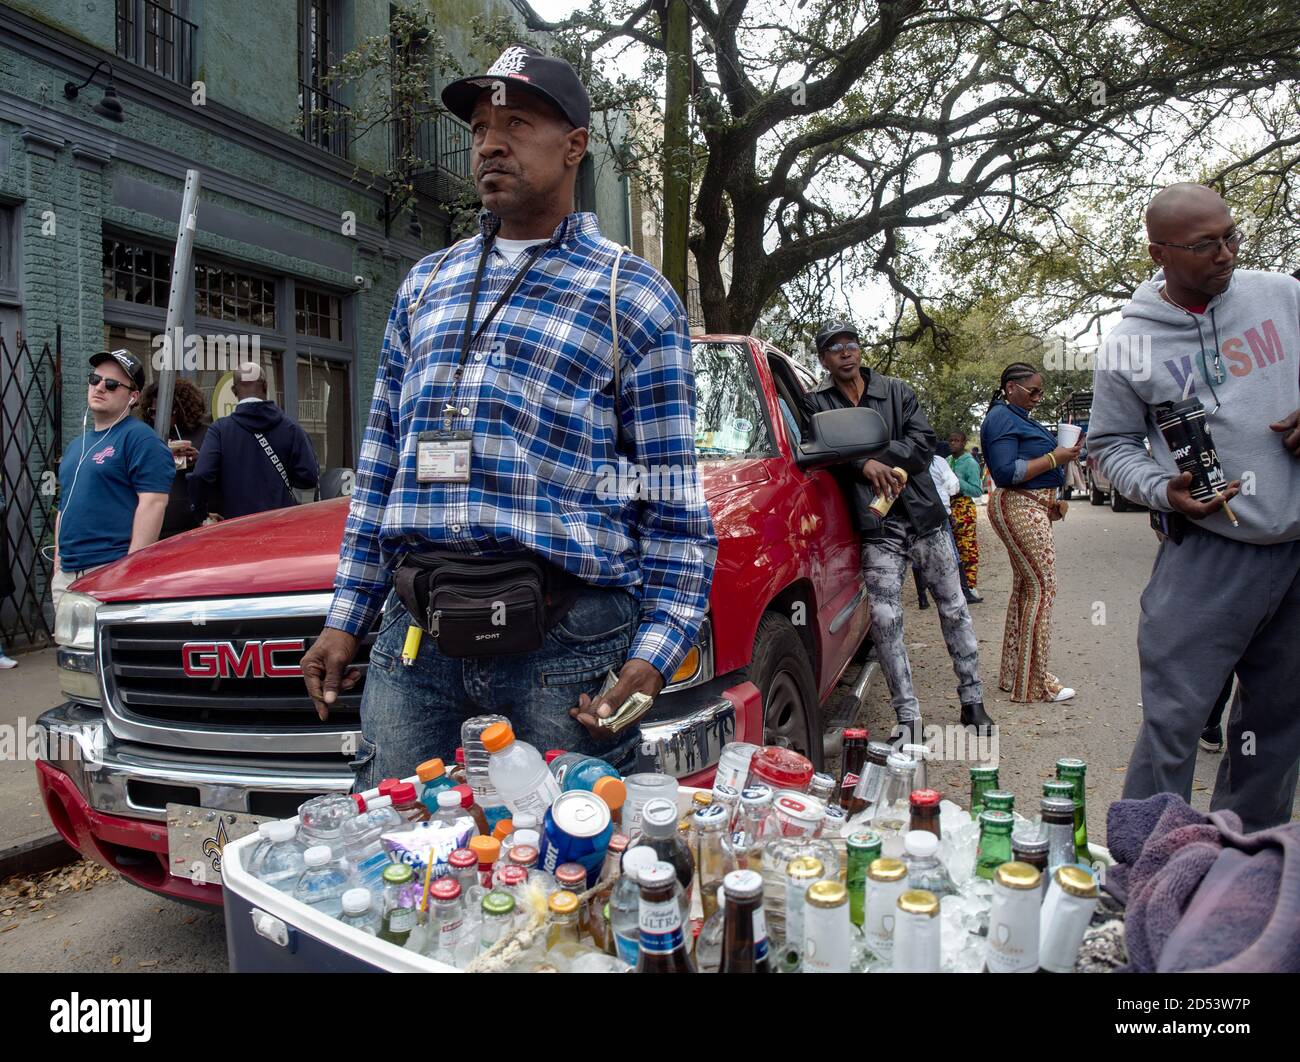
[188,362,319,521]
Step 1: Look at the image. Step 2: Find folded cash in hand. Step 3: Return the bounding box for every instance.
[597,692,655,734]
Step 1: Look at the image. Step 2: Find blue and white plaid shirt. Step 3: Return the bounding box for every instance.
[327,211,717,679]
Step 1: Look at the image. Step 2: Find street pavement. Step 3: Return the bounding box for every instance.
[1,499,1294,972]
[0,648,64,853]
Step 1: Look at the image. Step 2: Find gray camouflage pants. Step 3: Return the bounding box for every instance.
[863,518,984,724]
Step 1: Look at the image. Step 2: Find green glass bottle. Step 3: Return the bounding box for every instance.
[1055,758,1092,865]
[1042,779,1075,801]
[377,863,417,946]
[984,790,1015,814]
[969,766,999,819]
[845,830,882,929]
[975,810,1015,881]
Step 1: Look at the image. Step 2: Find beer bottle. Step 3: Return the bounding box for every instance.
[1041,797,1078,879]
[1055,758,1092,865]
[983,790,1014,814]
[803,880,852,973]
[969,765,999,819]
[853,741,895,812]
[984,862,1041,973]
[377,863,417,946]
[1011,835,1049,894]
[974,810,1014,881]
[635,861,697,973]
[1038,865,1100,973]
[838,728,870,812]
[781,855,825,970]
[1042,779,1075,801]
[692,803,736,922]
[587,833,629,950]
[719,868,769,973]
[908,788,942,838]
[845,830,882,928]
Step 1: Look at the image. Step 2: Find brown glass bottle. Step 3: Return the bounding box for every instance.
[635,861,697,973]
[838,728,869,813]
[718,869,769,974]
[908,788,942,839]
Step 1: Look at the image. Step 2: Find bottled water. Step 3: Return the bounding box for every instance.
[253,820,306,892]
[294,845,349,917]
[297,793,356,858]
[609,845,659,967]
[902,830,957,898]
[483,723,561,821]
[340,806,394,893]
[339,887,381,935]
[246,821,280,879]
[430,788,466,829]
[462,714,511,828]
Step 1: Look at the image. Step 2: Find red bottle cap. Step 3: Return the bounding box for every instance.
[449,848,477,870]
[497,865,527,886]
[390,781,418,805]
[843,728,869,740]
[544,749,566,764]
[377,778,401,798]
[453,783,475,809]
[431,878,461,901]
[455,747,466,766]
[910,788,942,808]
[351,793,367,812]
[749,746,815,790]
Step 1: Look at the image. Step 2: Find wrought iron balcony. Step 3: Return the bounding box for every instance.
[398,108,472,204]
[299,80,350,158]
[115,0,195,85]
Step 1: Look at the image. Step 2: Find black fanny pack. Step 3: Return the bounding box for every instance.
[392,552,580,658]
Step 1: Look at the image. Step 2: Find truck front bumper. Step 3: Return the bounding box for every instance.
[36,701,354,905]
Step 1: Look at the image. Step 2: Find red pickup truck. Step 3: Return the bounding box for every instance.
[37,335,887,904]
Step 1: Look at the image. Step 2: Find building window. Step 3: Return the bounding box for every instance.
[299,0,349,157]
[297,355,352,468]
[115,0,196,85]
[295,287,343,341]
[103,239,172,307]
[195,260,277,329]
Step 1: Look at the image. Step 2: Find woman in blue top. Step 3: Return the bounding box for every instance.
[979,363,1082,704]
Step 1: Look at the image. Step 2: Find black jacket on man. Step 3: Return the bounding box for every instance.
[802,367,945,540]
[188,400,319,521]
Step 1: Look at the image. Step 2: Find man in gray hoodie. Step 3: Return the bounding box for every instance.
[1088,183,1300,832]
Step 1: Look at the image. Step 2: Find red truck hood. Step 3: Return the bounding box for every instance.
[73,462,770,601]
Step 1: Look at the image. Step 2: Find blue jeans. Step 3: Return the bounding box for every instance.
[351,585,644,791]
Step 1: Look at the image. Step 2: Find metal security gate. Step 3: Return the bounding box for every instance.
[0,329,62,649]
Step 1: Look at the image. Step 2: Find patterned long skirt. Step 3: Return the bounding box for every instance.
[950,495,979,588]
[987,487,1063,702]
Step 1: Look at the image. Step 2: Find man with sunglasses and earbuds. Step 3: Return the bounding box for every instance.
[1088,182,1300,832]
[53,349,174,614]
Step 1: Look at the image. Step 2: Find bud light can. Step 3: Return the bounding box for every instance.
[538,790,613,885]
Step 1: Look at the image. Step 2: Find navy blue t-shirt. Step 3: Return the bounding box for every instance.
[58,416,176,571]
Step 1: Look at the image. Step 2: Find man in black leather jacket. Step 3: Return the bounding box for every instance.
[804,322,993,739]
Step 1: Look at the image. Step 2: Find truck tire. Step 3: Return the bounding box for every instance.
[741,612,823,771]
[1090,487,1106,506]
[1110,487,1131,513]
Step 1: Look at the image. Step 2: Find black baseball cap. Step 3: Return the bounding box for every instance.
[814,322,860,353]
[441,44,590,130]
[88,348,146,390]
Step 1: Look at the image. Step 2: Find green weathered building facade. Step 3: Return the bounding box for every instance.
[0,0,633,646]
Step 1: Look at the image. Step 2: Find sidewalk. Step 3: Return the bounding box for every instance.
[0,648,75,875]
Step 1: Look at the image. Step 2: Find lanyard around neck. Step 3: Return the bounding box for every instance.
[443,236,551,430]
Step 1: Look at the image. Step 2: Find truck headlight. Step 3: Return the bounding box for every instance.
[54,592,98,650]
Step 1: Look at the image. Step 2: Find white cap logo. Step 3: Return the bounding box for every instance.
[486,46,530,77]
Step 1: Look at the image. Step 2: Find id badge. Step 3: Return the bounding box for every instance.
[416,430,473,483]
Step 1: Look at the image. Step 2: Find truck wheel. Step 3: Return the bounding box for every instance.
[1090,485,1106,506]
[1110,488,1131,513]
[741,612,823,771]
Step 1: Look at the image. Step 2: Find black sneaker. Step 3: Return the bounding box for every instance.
[917,593,930,609]
[963,588,984,604]
[1199,725,1223,753]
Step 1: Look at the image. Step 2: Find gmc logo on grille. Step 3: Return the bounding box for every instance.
[181,640,306,679]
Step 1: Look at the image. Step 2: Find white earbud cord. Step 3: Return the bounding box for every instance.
[61,400,136,526]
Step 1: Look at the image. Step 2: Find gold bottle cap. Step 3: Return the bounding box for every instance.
[1055,865,1099,898]
[867,857,907,883]
[995,861,1042,890]
[548,890,580,915]
[806,880,848,908]
[898,889,940,917]
[692,791,713,806]
[787,856,825,883]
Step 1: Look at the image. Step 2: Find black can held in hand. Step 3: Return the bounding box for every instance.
[1154,397,1229,503]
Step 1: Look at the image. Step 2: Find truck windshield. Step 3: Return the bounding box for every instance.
[691,342,771,458]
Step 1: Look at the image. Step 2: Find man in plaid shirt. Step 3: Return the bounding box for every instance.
[302,46,716,786]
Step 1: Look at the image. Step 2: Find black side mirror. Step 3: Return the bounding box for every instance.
[796,407,891,470]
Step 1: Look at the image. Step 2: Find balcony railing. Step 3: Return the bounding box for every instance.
[299,80,350,158]
[400,108,472,203]
[115,0,196,85]
[686,281,705,330]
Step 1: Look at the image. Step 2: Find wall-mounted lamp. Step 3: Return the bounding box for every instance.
[64,60,125,123]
